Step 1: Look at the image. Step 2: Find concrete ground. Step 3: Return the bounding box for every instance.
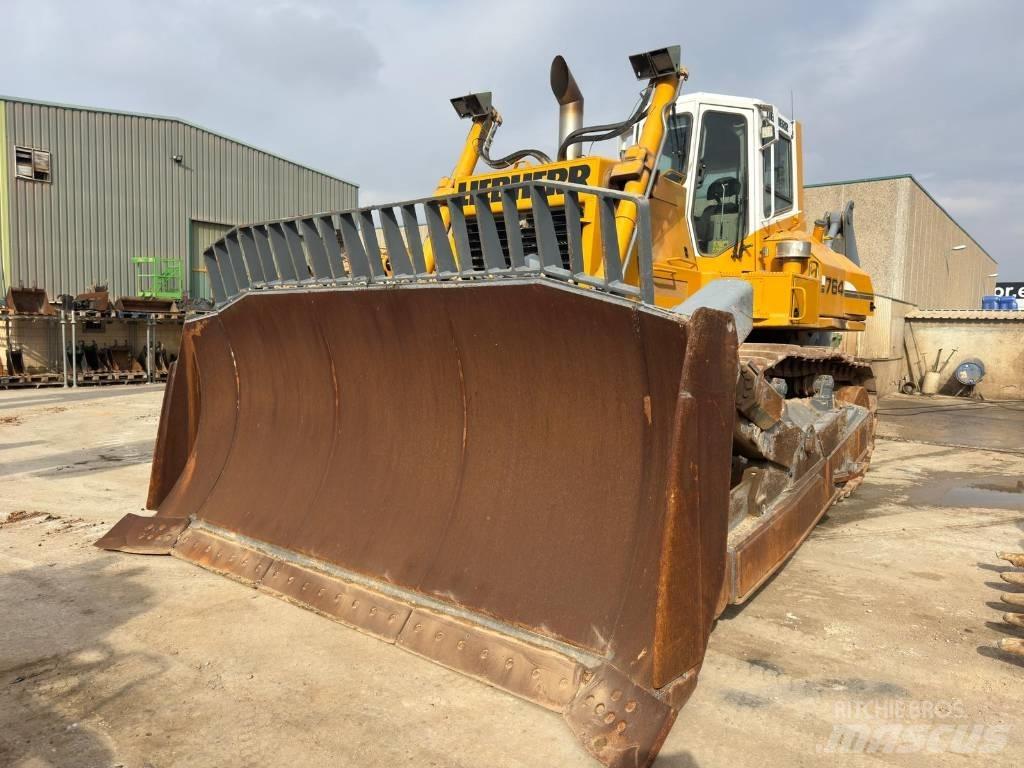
[1,387,1022,767]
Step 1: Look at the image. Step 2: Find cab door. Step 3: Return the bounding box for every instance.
[685,104,757,261]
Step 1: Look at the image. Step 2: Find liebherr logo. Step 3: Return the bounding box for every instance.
[456,164,591,202]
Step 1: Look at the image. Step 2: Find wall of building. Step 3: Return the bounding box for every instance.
[906,311,1024,400]
[0,98,358,299]
[804,175,998,394]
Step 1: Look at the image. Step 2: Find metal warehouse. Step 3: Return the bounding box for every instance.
[0,96,357,302]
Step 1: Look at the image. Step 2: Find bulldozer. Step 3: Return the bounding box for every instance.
[98,45,875,767]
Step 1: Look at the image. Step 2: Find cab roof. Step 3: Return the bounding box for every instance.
[675,91,789,121]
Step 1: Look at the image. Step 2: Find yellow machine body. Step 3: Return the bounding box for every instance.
[443,83,874,332]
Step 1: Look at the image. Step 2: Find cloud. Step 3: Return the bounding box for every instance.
[2,0,1022,278]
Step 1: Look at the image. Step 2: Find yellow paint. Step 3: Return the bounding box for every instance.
[613,73,682,261]
[0,101,9,292]
[424,117,489,272]
[424,85,874,332]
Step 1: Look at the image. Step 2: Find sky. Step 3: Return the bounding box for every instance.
[4,0,1023,279]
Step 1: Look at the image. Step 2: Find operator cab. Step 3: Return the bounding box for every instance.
[639,93,798,256]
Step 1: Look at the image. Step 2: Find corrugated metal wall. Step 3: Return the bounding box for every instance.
[805,175,998,394]
[897,181,996,308]
[1,99,357,298]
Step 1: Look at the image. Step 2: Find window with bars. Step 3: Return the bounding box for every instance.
[14,146,51,182]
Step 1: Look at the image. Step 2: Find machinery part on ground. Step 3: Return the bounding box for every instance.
[5,346,27,376]
[1001,592,1024,609]
[994,551,1024,659]
[137,341,174,375]
[97,45,876,768]
[1004,612,1024,629]
[998,552,1024,568]
[66,340,152,380]
[997,638,1024,658]
[107,342,143,373]
[1001,571,1024,587]
[5,287,56,315]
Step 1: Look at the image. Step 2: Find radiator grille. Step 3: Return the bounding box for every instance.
[464,208,571,271]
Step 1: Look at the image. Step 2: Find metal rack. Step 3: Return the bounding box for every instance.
[1,310,63,388]
[61,309,181,387]
[0,307,182,388]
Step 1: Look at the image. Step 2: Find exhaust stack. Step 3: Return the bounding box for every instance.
[550,56,584,160]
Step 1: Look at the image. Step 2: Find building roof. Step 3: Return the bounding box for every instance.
[0,94,358,189]
[805,173,991,263]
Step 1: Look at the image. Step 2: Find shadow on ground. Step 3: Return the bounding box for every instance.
[0,439,154,479]
[0,556,161,767]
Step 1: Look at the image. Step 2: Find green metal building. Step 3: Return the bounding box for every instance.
[0,96,357,302]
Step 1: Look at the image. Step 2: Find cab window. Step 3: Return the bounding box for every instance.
[762,135,793,218]
[657,112,691,174]
[691,111,748,255]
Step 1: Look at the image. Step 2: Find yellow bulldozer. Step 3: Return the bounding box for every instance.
[99,45,876,767]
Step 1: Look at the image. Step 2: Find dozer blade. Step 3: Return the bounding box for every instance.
[100,279,738,768]
[94,513,190,554]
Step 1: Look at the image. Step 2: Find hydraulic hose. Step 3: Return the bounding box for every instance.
[556,85,653,161]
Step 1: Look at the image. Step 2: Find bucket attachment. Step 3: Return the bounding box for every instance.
[5,286,56,315]
[6,347,27,376]
[74,287,112,312]
[81,341,104,372]
[115,295,178,314]
[136,341,173,375]
[107,342,142,373]
[101,280,738,767]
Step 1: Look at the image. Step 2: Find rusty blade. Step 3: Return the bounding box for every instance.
[99,280,739,768]
[94,513,189,554]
